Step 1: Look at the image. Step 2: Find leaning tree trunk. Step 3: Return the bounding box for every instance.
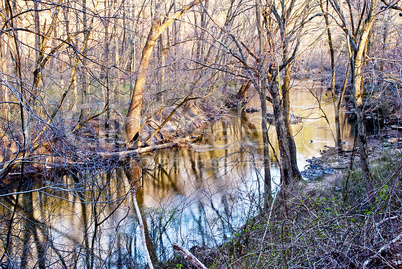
[237,80,252,100]
[125,0,205,146]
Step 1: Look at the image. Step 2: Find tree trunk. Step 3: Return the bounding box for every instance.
[270,82,293,186]
[157,34,165,102]
[256,0,272,202]
[350,0,378,202]
[237,80,252,100]
[320,0,344,153]
[0,39,10,125]
[79,0,89,122]
[282,66,301,180]
[125,0,206,145]
[259,81,272,198]
[353,57,375,202]
[331,0,379,201]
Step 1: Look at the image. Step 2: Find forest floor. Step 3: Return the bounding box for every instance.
[163,124,402,269]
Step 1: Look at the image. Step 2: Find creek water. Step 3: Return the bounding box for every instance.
[0,86,354,268]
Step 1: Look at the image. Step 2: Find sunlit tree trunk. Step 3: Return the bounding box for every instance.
[0,36,10,127]
[352,29,376,201]
[72,0,80,111]
[103,0,111,146]
[334,0,380,201]
[237,80,251,100]
[156,35,165,102]
[323,0,341,152]
[278,0,305,182]
[22,0,41,145]
[125,0,206,146]
[79,0,89,122]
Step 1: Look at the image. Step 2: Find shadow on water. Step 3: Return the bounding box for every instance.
[0,89,353,268]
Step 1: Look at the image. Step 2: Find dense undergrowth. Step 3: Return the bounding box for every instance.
[163,138,402,268]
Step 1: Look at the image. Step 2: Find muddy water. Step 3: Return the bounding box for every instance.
[0,88,353,268]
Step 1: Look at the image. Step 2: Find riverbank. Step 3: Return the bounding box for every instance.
[164,125,402,268]
[1,92,400,268]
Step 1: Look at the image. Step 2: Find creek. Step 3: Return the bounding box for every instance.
[0,86,354,268]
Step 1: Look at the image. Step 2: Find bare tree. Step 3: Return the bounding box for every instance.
[125,0,206,147]
[328,0,383,202]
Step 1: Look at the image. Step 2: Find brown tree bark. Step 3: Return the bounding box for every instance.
[267,0,307,185]
[282,66,302,180]
[237,80,252,100]
[270,82,294,186]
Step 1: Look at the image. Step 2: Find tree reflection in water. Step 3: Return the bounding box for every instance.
[0,96,353,267]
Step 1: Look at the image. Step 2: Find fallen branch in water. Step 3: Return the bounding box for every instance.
[173,243,207,269]
[98,135,201,159]
[1,135,201,180]
[97,141,179,159]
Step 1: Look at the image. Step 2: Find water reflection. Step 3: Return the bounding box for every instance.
[0,89,353,268]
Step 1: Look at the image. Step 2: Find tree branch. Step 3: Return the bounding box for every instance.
[173,243,207,269]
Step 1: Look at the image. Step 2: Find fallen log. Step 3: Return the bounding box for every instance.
[173,243,207,269]
[97,141,179,159]
[97,135,201,159]
[1,136,200,180]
